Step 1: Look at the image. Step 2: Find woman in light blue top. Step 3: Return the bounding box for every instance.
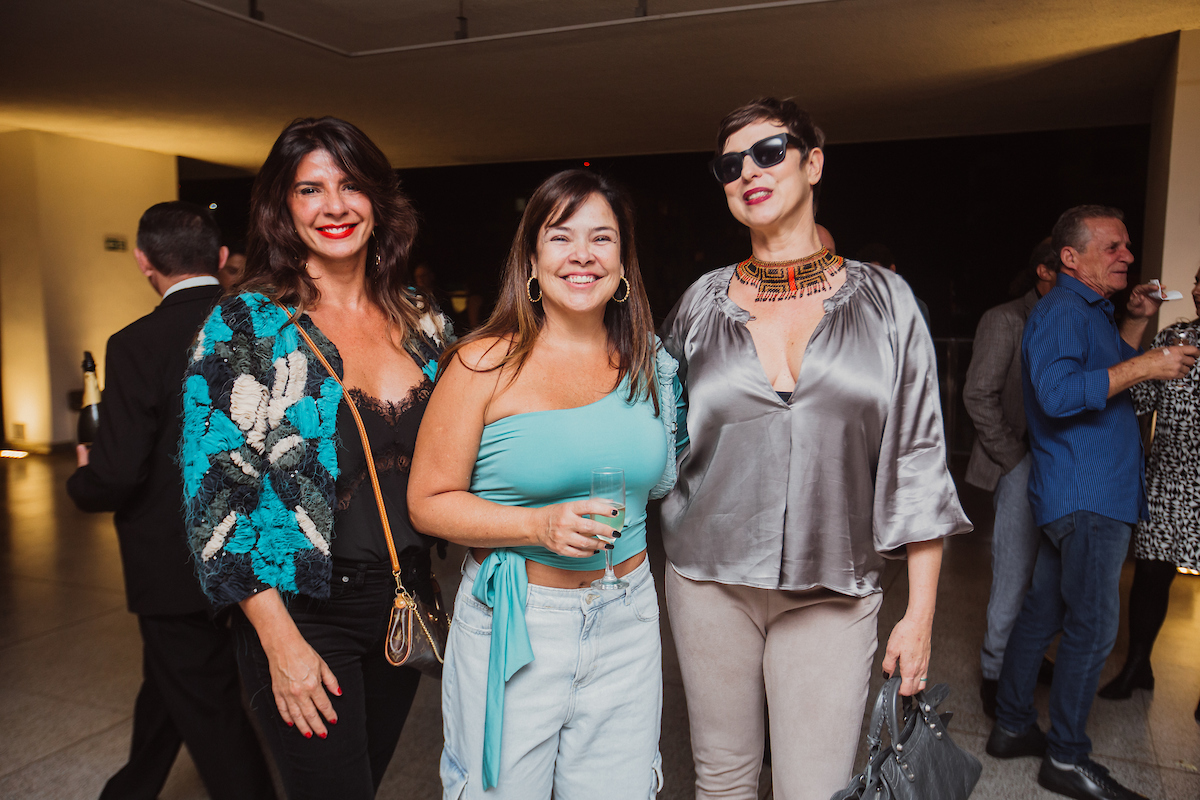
[409,170,681,799]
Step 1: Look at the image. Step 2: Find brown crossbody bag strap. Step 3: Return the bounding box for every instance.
[276,302,445,667]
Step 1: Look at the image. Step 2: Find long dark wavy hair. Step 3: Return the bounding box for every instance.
[442,169,660,414]
[238,116,426,339]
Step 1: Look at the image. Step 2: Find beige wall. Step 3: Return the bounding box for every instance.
[1145,29,1200,334]
[0,133,53,448]
[0,130,175,449]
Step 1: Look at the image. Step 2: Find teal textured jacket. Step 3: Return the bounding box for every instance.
[179,291,450,610]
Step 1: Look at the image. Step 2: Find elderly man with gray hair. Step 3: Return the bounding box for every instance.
[985,205,1197,800]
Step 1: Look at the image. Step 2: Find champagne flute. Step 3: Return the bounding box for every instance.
[1167,327,1198,390]
[590,468,628,590]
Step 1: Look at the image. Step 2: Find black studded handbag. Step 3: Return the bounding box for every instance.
[830,676,981,800]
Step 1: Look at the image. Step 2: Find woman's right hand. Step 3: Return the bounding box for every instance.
[240,589,341,739]
[531,500,621,558]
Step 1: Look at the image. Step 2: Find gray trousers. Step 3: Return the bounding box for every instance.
[979,453,1041,680]
[665,563,881,800]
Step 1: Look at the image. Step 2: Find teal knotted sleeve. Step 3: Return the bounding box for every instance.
[470,549,534,790]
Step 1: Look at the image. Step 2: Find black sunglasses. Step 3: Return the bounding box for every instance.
[710,133,805,184]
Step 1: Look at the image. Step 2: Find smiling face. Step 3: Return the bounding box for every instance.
[1060,217,1133,299]
[287,148,375,270]
[720,119,822,237]
[532,193,623,320]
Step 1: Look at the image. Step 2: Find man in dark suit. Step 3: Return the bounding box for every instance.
[67,202,275,800]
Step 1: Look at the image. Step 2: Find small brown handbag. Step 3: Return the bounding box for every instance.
[287,308,450,678]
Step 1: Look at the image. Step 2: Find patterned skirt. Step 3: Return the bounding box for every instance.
[1133,354,1200,571]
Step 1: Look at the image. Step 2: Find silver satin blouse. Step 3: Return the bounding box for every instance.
[660,261,972,596]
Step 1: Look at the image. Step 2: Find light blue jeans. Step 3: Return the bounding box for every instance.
[441,554,664,799]
[980,453,1041,680]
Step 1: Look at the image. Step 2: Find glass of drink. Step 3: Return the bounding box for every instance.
[1167,327,1198,390]
[590,467,628,590]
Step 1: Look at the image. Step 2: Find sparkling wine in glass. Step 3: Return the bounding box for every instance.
[1167,327,1198,390]
[590,468,628,590]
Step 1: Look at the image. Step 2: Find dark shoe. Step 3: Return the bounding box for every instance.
[1037,756,1151,800]
[980,678,998,719]
[1097,657,1154,700]
[1039,656,1056,686]
[986,722,1047,759]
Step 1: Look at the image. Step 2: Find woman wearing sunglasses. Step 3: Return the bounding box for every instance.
[659,97,971,800]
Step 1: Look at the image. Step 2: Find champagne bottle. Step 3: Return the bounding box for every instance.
[78,351,101,445]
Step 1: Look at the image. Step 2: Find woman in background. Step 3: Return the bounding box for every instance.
[181,117,450,799]
[1100,262,1200,724]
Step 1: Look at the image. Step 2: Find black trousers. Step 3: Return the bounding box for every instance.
[234,560,423,800]
[100,611,275,800]
[1126,557,1178,654]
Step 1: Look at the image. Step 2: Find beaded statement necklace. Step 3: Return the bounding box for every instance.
[735,247,845,302]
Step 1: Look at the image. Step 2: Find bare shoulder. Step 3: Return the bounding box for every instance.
[451,335,515,374]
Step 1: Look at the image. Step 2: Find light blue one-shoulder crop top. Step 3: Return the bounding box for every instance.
[467,384,668,789]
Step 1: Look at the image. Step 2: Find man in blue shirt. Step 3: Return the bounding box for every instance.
[985,205,1197,800]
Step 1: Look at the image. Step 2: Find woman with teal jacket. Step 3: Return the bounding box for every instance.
[181,117,450,799]
[409,169,682,799]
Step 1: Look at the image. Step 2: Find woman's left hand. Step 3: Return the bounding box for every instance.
[884,538,943,696]
[883,615,933,696]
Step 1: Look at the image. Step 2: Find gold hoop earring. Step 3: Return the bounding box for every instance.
[612,276,631,303]
[526,276,542,303]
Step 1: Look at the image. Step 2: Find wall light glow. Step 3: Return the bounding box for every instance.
[1,450,30,458]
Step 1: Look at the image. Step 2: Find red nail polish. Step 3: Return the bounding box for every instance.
[303,731,312,739]
[330,718,338,725]
[336,687,343,696]
[286,721,294,727]
[317,732,327,739]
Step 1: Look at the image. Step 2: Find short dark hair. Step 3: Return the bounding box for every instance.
[239,117,425,335]
[1009,238,1060,295]
[1028,238,1059,273]
[136,201,222,276]
[1052,205,1124,255]
[715,97,825,158]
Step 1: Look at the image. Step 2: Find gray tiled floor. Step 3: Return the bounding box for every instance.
[1,454,1197,799]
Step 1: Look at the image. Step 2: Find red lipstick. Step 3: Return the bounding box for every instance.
[743,188,772,205]
[317,223,357,240]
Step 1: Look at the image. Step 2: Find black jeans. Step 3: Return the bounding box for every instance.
[234,559,423,800]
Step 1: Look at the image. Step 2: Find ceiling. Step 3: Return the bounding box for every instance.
[2,1,1198,171]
